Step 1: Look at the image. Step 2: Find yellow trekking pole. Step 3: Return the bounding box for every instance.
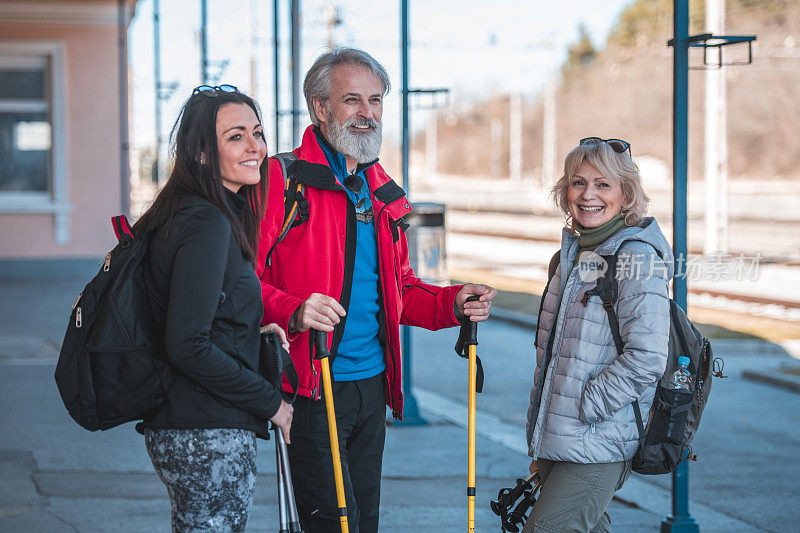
[454,295,483,533]
[313,330,349,533]
[468,331,478,532]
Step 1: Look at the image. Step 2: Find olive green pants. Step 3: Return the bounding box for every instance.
[522,459,631,533]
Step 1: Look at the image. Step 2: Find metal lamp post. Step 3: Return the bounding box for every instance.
[666,1,754,530]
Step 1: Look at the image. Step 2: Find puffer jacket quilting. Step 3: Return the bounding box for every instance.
[526,217,674,464]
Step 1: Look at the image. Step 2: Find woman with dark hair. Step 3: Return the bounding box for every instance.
[133,85,293,532]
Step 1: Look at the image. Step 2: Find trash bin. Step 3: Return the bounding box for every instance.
[405,202,447,285]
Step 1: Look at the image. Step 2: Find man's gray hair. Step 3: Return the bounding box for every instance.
[303,47,391,126]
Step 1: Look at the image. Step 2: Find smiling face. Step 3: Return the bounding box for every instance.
[314,63,384,170]
[567,160,625,228]
[215,103,267,193]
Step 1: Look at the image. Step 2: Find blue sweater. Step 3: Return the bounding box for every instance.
[317,136,385,381]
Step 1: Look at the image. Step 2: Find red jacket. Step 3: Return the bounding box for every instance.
[256,126,461,419]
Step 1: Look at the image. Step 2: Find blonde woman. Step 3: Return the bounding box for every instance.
[524,138,672,532]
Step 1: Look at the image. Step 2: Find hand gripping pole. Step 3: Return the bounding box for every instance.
[313,330,349,533]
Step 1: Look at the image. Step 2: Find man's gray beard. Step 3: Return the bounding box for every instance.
[324,108,382,164]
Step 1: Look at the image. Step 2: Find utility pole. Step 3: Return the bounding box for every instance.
[117,0,130,215]
[249,0,259,98]
[490,115,502,176]
[325,3,341,49]
[290,0,301,147]
[200,0,208,84]
[704,0,729,255]
[153,0,163,184]
[425,110,437,179]
[509,92,522,181]
[542,73,557,184]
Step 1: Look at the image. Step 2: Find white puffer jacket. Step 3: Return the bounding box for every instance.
[526,217,673,464]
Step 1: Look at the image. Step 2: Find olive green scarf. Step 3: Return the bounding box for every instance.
[573,214,628,265]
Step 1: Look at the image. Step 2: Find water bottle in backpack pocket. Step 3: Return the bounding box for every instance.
[647,356,694,446]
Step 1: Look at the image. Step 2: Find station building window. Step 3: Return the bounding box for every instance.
[0,42,69,244]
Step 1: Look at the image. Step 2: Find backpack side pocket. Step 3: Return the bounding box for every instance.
[647,387,694,446]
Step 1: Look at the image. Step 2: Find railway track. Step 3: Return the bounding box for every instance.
[445,207,800,267]
[442,230,800,324]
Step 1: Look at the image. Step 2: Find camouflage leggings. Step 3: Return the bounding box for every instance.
[145,428,257,532]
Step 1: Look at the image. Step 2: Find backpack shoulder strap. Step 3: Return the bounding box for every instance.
[111,215,134,242]
[534,250,561,350]
[264,152,304,267]
[583,251,647,441]
[547,250,560,281]
[582,253,623,355]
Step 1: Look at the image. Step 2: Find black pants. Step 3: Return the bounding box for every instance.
[288,372,386,533]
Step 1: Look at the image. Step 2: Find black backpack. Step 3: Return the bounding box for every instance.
[54,216,174,431]
[580,252,725,475]
[55,212,245,431]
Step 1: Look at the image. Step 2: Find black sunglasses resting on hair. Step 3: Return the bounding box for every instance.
[579,137,631,155]
[192,84,240,97]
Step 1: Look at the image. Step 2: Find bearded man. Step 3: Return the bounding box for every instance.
[256,48,496,532]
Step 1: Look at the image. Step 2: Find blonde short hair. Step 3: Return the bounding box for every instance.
[551,141,650,229]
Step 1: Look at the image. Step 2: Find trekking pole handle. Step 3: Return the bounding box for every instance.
[464,295,480,344]
[508,475,535,504]
[506,490,535,532]
[313,330,331,360]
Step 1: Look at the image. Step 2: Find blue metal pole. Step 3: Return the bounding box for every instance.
[663,1,699,531]
[396,0,426,426]
[273,0,280,152]
[153,0,162,184]
[290,0,300,147]
[401,0,409,195]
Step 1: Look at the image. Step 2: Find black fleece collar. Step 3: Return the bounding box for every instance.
[223,186,246,216]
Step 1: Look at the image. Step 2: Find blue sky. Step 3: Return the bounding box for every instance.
[129,0,634,154]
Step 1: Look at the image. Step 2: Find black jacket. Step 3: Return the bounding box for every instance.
[136,190,280,438]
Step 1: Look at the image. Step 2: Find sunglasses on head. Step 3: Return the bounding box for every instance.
[192,84,240,97]
[579,137,631,155]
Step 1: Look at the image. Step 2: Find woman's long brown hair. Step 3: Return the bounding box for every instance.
[133,90,268,263]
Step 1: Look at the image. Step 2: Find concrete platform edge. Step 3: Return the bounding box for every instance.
[415,386,760,532]
[742,368,800,394]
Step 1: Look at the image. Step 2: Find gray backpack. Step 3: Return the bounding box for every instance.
[581,252,725,474]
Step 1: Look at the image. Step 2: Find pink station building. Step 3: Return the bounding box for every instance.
[0,0,138,276]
